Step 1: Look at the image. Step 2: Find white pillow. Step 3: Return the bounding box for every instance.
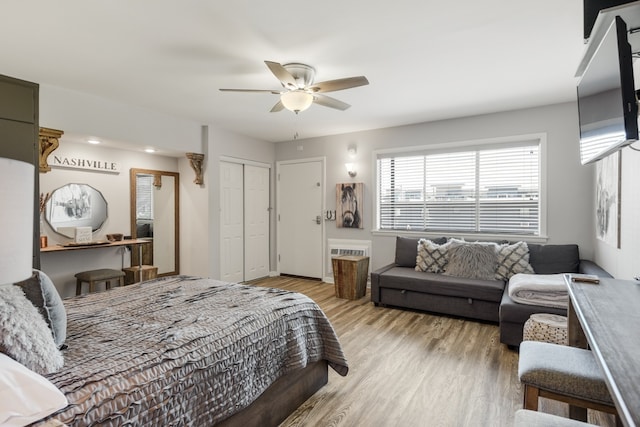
[0,353,67,426]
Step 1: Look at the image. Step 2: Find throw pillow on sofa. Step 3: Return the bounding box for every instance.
[495,241,534,280]
[443,243,498,280]
[415,239,450,273]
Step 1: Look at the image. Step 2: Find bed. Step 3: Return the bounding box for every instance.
[1,274,348,426]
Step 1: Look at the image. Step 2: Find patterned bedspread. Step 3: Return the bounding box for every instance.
[34,276,348,426]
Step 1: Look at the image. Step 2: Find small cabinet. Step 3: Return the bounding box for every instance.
[332,255,369,300]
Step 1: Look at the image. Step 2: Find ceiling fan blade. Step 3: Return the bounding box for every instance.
[219,88,281,94]
[265,61,298,89]
[309,76,369,93]
[270,100,285,113]
[312,94,351,111]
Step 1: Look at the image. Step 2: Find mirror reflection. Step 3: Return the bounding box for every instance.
[45,183,108,238]
[130,168,179,277]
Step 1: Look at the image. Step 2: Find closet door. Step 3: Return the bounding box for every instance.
[244,165,269,281]
[220,162,244,283]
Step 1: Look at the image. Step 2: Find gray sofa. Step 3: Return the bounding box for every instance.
[370,237,612,347]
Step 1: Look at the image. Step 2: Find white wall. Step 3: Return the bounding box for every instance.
[594,147,640,279]
[39,141,179,298]
[275,102,594,275]
[178,127,210,278]
[40,84,202,155]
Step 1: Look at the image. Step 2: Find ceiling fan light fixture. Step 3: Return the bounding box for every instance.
[280,90,313,113]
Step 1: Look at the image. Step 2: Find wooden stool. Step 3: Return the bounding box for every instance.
[122,265,158,285]
[518,341,621,425]
[75,269,125,296]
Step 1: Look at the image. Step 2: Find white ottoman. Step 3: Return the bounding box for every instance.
[523,313,568,345]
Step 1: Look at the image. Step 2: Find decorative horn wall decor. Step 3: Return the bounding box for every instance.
[186,152,205,185]
[39,127,64,173]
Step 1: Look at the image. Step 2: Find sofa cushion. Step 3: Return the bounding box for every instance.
[379,267,506,302]
[499,289,567,324]
[444,243,498,280]
[415,239,449,273]
[527,244,579,274]
[395,236,446,267]
[495,241,534,280]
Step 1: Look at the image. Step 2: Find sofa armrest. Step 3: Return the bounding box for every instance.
[578,259,613,278]
[370,263,398,304]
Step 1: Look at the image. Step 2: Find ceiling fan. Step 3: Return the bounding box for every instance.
[219,61,369,114]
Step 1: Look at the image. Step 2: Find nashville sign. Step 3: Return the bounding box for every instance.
[51,155,120,174]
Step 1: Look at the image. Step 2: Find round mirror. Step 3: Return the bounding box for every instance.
[45,183,108,238]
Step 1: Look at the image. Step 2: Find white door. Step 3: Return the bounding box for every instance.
[244,165,270,281]
[278,159,323,278]
[220,162,244,283]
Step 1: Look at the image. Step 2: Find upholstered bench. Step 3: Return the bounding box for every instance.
[514,409,595,426]
[75,269,125,295]
[518,341,619,422]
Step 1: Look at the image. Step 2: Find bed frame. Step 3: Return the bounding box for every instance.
[218,361,328,427]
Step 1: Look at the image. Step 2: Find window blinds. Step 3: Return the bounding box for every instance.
[377,142,540,235]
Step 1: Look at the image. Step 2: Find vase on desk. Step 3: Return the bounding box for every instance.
[39,215,48,249]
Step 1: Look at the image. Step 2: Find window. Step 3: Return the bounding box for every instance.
[376,137,541,236]
[136,174,154,221]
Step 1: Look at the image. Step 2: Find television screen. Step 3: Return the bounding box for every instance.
[577,15,638,165]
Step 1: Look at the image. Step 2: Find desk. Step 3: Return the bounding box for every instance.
[40,238,151,253]
[566,275,640,427]
[41,239,152,273]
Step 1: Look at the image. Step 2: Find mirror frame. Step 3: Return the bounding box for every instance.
[45,183,108,238]
[130,168,180,277]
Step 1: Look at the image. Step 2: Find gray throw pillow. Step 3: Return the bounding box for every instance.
[495,241,534,280]
[0,284,64,374]
[443,243,498,280]
[15,270,67,349]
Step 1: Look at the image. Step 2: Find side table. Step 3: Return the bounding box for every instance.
[122,265,158,285]
[332,255,369,300]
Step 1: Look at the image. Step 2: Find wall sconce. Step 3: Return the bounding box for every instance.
[345,163,357,178]
[345,144,357,177]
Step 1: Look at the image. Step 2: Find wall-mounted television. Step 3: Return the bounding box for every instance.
[577,15,638,165]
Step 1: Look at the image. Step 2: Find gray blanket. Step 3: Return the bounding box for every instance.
[35,276,348,426]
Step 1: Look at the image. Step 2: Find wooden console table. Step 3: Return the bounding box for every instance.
[41,239,153,278]
[40,238,151,253]
[565,275,640,427]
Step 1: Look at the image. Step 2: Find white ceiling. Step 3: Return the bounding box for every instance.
[1,0,586,143]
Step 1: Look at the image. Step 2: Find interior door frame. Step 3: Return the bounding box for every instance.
[219,156,272,282]
[276,157,326,278]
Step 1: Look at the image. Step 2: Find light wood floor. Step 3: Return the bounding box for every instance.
[249,276,616,427]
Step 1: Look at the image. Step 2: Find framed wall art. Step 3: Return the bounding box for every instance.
[596,151,621,248]
[336,183,363,229]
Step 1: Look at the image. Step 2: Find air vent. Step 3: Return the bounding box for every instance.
[327,239,372,278]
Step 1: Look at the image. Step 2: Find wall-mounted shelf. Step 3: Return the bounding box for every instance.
[577,1,640,77]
